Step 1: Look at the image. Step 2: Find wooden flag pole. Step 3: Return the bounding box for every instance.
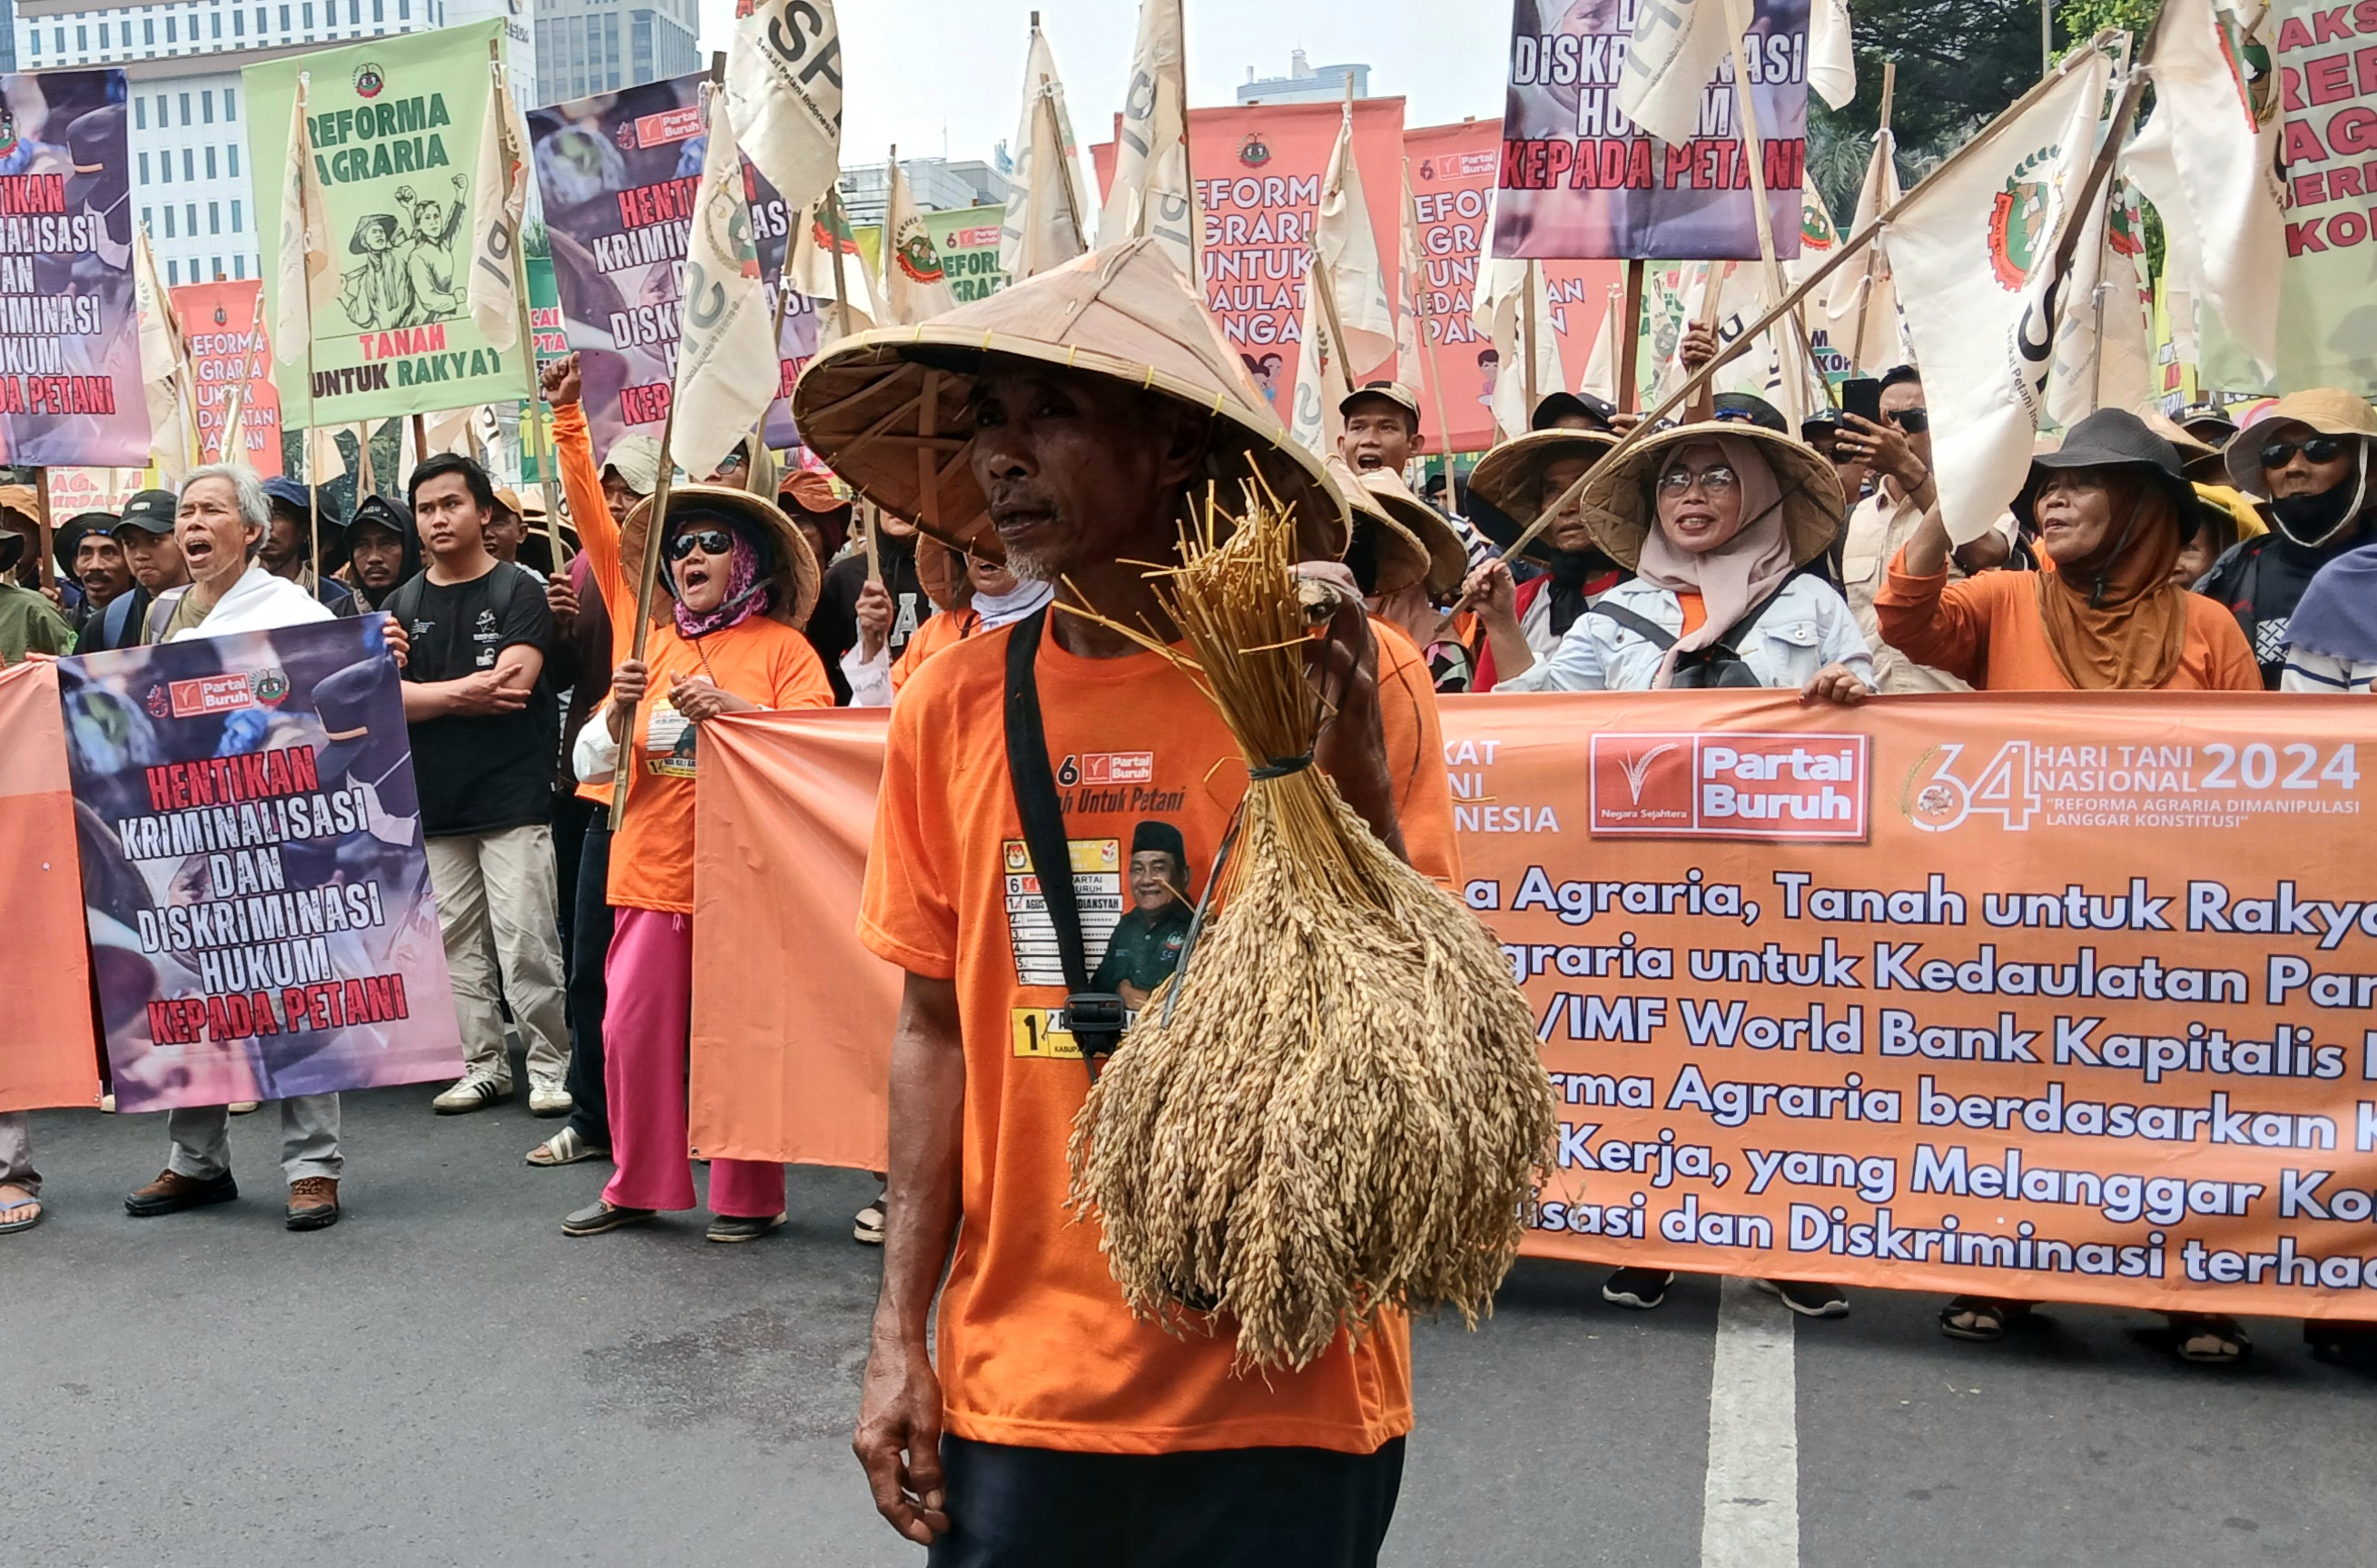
[1846,63,1897,375]
[1722,0,1833,414]
[1521,260,1542,421]
[32,468,53,595]
[1616,259,1645,414]
[863,501,883,585]
[823,183,859,340]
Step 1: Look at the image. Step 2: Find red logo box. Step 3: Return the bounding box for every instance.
[167,673,259,719]
[1589,732,1869,841]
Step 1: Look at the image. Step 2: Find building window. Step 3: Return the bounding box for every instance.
[25,30,37,56]
[257,7,267,33]
[138,151,149,182]
[303,3,314,25]
[205,146,218,179]
[134,96,145,130]
[228,145,241,178]
[159,94,171,127]
[168,259,180,285]
[226,89,238,122]
[234,9,244,34]
[76,25,87,49]
[144,17,155,43]
[372,0,382,19]
[164,207,175,237]
[212,11,222,37]
[211,204,221,235]
[187,202,198,235]
[142,206,153,232]
[202,91,214,124]
[51,27,63,54]
[399,0,409,15]
[182,149,194,181]
[164,15,175,41]
[180,93,192,126]
[281,4,291,28]
[232,200,243,233]
[234,255,246,281]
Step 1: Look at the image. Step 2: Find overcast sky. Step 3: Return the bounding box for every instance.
[693,0,1511,167]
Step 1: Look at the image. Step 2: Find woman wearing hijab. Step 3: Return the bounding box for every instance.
[561,478,833,1243]
[841,536,1053,707]
[1489,422,1868,1320]
[1875,409,2260,696]
[1489,425,1874,705]
[1876,410,2261,1362]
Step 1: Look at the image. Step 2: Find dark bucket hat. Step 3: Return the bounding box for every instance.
[2013,409,2199,539]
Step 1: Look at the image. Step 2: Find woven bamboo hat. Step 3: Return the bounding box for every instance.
[1325,456,1431,597]
[789,241,1347,561]
[1355,467,1468,597]
[2223,388,2377,497]
[618,482,822,631]
[1465,428,1622,562]
[1581,424,1846,572]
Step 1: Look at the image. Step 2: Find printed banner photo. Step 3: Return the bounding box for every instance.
[58,616,463,1113]
[1408,118,1622,452]
[1093,99,1408,416]
[528,68,824,463]
[693,690,2377,1319]
[0,659,100,1113]
[854,202,1011,305]
[173,279,285,475]
[1493,0,1810,261]
[247,22,534,428]
[0,68,148,467]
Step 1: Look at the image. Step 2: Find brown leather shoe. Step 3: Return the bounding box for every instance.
[124,1169,239,1218]
[285,1176,340,1232]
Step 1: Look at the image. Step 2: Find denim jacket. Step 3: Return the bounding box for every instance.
[1496,573,1875,692]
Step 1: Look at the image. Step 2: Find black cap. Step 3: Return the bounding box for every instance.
[113,489,178,536]
[348,493,411,537]
[1800,407,1845,439]
[53,510,119,573]
[2014,409,2198,539]
[1129,820,1187,864]
[1711,392,1789,433]
[1532,390,1616,432]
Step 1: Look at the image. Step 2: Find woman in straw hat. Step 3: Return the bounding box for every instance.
[840,536,1052,708]
[2195,389,2377,687]
[1458,428,1632,690]
[1487,425,1875,706]
[794,239,1447,1564]
[551,358,833,1246]
[1877,409,2262,1363]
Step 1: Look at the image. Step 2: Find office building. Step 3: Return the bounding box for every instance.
[839,156,1004,228]
[1237,47,1369,105]
[531,0,695,105]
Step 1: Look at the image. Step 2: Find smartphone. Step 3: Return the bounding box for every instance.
[1840,376,1883,426]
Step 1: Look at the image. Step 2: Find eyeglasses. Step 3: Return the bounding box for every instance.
[2259,436,2346,468]
[1886,408,1930,434]
[1656,465,1739,496]
[665,528,735,561]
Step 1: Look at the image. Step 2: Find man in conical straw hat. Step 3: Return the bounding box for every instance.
[795,240,1458,1563]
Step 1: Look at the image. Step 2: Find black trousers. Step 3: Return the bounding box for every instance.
[562,806,614,1148]
[925,1435,1405,1568]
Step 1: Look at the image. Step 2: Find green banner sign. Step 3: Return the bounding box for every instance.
[247,21,532,428]
[854,202,1010,307]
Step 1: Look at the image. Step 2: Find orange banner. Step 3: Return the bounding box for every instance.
[0,659,99,1112]
[171,281,284,476]
[692,690,2377,1317]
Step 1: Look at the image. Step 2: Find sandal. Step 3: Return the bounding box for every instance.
[526,1127,608,1168]
[1939,1296,2030,1342]
[0,1191,42,1236]
[2168,1313,2250,1365]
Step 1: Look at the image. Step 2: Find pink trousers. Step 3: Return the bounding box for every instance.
[601,907,786,1218]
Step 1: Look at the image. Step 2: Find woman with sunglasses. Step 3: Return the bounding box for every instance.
[2197,389,2377,687]
[559,429,833,1245]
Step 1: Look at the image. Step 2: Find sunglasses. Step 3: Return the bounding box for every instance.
[665,527,735,561]
[2259,436,2346,468]
[1886,408,1929,434]
[1656,464,1739,495]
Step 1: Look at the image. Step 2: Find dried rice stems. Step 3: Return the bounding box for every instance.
[1064,483,1556,1373]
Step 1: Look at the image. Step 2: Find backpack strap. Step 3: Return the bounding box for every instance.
[144,585,192,644]
[1001,606,1123,1077]
[1584,599,1676,648]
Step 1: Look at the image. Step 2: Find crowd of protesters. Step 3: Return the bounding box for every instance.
[2,242,2375,1563]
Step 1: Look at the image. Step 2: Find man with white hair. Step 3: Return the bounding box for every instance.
[124,464,356,1232]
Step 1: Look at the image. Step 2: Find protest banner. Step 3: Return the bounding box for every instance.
[41,468,150,517]
[1093,99,1408,414]
[247,23,536,429]
[2258,0,2377,395]
[527,68,822,462]
[0,68,148,467]
[58,617,463,1114]
[852,204,1010,303]
[0,659,100,1113]
[1491,0,1810,261]
[693,691,2377,1317]
[1408,119,1622,450]
[173,281,285,475]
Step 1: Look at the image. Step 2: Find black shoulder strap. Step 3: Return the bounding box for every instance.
[1708,580,1795,658]
[1585,599,1676,648]
[1001,607,1121,1048]
[488,559,524,620]
[384,574,425,635]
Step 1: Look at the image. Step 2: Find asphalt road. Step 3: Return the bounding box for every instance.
[9,1080,2373,1568]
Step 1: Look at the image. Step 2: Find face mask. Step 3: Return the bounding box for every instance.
[2269,444,2369,548]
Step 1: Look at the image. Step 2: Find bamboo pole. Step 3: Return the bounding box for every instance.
[1722,0,1832,414]
[1845,63,1897,375]
[824,183,859,340]
[1494,33,2130,567]
[609,395,677,832]
[1521,260,1541,422]
[1617,259,1644,414]
[32,468,52,595]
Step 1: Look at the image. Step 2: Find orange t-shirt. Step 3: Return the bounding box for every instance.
[1676,591,1708,639]
[860,618,1458,1455]
[564,406,836,912]
[1874,546,2264,693]
[889,606,980,692]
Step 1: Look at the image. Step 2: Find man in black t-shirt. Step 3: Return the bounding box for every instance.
[804,510,927,703]
[396,453,574,1119]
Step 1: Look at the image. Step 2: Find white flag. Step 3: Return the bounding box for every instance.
[1096,0,1197,278]
[787,194,877,338]
[1288,278,1351,461]
[2119,0,2283,378]
[879,156,957,326]
[133,228,195,484]
[1616,0,1735,148]
[1885,44,2114,543]
[1472,253,1566,444]
[725,0,844,217]
[1809,0,1858,111]
[1395,159,1426,388]
[272,74,332,371]
[1000,21,1093,281]
[670,85,777,482]
[1823,126,1905,372]
[1578,284,1624,404]
[1314,102,1397,377]
[468,60,534,350]
[2047,179,2156,427]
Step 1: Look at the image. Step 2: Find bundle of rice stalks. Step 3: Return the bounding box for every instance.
[1065,484,1557,1373]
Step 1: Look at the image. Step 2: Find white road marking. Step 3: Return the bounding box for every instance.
[1699,1277,1800,1568]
